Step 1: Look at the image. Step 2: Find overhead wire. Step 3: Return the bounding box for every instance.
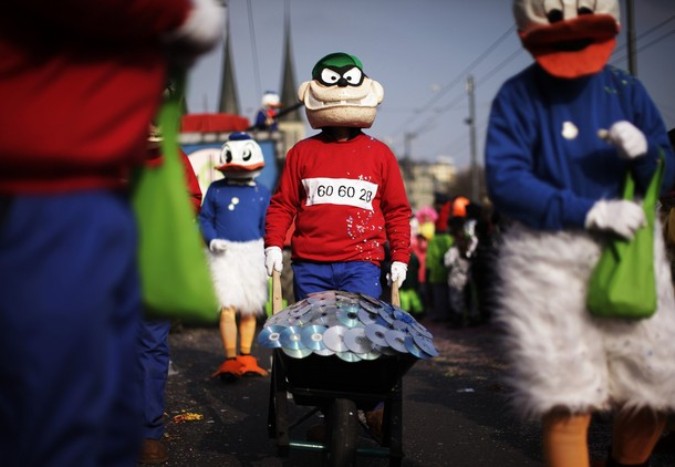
[422,12,675,162]
[612,14,675,55]
[246,0,262,100]
[418,46,525,159]
[612,27,675,65]
[611,13,675,65]
[392,24,516,137]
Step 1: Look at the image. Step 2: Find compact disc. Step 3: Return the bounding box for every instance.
[359,298,383,314]
[338,291,360,302]
[409,321,433,338]
[359,293,382,307]
[323,325,348,353]
[289,302,313,318]
[313,346,335,357]
[279,326,305,351]
[336,307,360,328]
[411,330,439,357]
[384,329,408,353]
[392,320,409,332]
[265,311,287,325]
[322,304,340,316]
[404,335,424,359]
[392,307,410,323]
[257,325,284,349]
[297,309,319,326]
[373,344,397,356]
[364,323,389,347]
[284,316,300,327]
[377,308,395,325]
[307,290,336,302]
[357,308,378,325]
[282,346,312,359]
[336,351,362,363]
[312,309,339,327]
[358,349,382,361]
[343,327,375,354]
[300,325,327,351]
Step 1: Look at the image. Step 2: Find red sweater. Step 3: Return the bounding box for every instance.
[265,132,411,265]
[0,0,191,193]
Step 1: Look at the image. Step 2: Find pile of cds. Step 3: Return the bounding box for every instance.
[258,290,438,362]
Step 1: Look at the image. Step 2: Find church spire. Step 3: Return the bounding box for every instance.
[218,7,240,115]
[279,0,301,123]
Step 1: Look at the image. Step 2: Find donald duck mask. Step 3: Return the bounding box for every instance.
[215,132,265,180]
[514,0,621,79]
[297,52,384,129]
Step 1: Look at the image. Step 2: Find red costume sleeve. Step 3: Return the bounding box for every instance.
[5,0,190,42]
[179,150,203,215]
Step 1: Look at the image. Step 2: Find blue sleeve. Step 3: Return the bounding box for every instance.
[197,183,218,244]
[485,83,593,231]
[624,77,675,195]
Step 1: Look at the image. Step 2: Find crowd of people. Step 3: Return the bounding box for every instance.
[391,194,499,330]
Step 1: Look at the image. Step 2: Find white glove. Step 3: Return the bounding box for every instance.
[388,261,408,288]
[585,199,646,240]
[209,239,227,253]
[163,0,224,66]
[264,246,283,276]
[599,121,648,159]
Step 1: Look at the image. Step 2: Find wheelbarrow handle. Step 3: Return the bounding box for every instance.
[391,281,400,308]
[272,269,283,315]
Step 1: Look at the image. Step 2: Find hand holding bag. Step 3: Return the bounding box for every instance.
[586,155,664,319]
[132,75,219,323]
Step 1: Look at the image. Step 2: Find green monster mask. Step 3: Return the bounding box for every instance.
[298,52,384,129]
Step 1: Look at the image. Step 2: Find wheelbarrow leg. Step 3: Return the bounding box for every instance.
[385,381,404,466]
[326,398,358,467]
[271,351,290,456]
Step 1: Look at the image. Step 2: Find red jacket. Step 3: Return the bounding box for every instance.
[0,0,191,193]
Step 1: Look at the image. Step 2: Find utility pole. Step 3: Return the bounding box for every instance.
[402,132,416,179]
[626,0,637,76]
[466,75,478,201]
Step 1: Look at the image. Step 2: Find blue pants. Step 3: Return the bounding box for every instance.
[137,319,170,440]
[292,261,382,301]
[0,191,142,467]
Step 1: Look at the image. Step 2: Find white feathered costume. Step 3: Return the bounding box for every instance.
[486,0,675,421]
[198,133,270,316]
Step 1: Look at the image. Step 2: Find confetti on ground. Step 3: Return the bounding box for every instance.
[173,412,204,424]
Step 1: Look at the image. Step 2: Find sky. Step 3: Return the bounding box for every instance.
[186,0,675,170]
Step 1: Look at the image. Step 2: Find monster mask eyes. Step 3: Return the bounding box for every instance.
[318,66,365,87]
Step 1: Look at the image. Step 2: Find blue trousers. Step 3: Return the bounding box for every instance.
[137,319,170,440]
[292,261,382,301]
[0,191,142,467]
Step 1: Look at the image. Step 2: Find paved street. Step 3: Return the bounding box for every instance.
[160,319,675,466]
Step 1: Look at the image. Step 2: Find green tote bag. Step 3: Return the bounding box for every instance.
[132,76,219,323]
[586,156,664,319]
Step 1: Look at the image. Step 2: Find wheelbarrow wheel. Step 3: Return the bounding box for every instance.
[326,398,358,467]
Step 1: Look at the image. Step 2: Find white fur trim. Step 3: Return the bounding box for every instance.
[494,221,675,419]
[206,238,267,316]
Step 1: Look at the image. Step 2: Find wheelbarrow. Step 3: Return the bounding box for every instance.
[263,271,436,466]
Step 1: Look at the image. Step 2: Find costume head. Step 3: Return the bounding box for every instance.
[297,52,384,129]
[261,91,281,109]
[415,206,438,240]
[216,132,264,180]
[513,0,620,78]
